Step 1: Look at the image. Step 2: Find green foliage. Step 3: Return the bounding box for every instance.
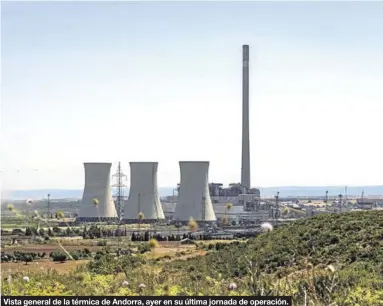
[1,251,40,263]
[180,211,383,279]
[2,211,383,304]
[97,240,107,246]
[87,254,147,275]
[51,252,67,262]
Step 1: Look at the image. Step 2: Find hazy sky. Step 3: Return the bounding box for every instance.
[1,1,382,190]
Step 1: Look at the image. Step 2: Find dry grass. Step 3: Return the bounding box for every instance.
[198,239,243,245]
[1,260,89,274]
[139,242,207,261]
[177,250,206,260]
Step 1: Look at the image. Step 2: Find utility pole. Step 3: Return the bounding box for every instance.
[47,193,51,219]
[345,186,348,204]
[275,192,280,227]
[338,194,343,213]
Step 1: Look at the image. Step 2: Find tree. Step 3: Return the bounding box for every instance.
[25,227,32,236]
[23,254,33,265]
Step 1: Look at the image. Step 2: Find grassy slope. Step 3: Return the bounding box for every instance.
[169,211,383,277]
[164,211,383,304]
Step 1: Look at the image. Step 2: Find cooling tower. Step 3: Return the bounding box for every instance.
[123,162,165,224]
[241,44,251,191]
[174,161,216,224]
[78,162,118,222]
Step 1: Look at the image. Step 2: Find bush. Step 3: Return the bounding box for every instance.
[51,252,67,262]
[1,210,382,303]
[97,240,107,246]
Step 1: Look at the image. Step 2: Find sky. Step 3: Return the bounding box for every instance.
[1,1,383,191]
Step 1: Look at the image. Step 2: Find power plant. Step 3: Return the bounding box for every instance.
[78,162,118,222]
[5,45,380,232]
[174,161,216,224]
[209,44,260,205]
[74,45,260,223]
[123,162,165,223]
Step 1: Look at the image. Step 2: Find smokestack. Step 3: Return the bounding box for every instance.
[241,45,251,191]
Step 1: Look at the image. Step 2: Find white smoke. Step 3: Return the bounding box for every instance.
[261,222,274,232]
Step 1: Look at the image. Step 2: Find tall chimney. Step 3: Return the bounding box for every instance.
[241,45,251,191]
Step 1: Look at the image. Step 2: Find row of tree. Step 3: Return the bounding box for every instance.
[12,225,235,242]
[1,249,92,264]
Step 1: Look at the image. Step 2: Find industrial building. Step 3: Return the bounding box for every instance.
[78,45,261,224]
[123,162,165,223]
[356,197,383,209]
[174,161,216,224]
[196,45,260,209]
[78,162,118,222]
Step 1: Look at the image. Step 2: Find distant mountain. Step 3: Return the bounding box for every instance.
[2,186,382,201]
[257,186,383,198]
[1,188,174,201]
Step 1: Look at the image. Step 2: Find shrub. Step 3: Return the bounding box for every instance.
[97,240,107,246]
[51,252,67,262]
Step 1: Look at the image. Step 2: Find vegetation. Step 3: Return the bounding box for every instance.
[1,249,92,263]
[2,211,383,305]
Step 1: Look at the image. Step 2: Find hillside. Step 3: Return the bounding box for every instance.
[2,211,383,304]
[185,210,383,277]
[165,211,383,304]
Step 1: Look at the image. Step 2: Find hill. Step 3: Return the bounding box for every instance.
[165,211,383,304]
[177,211,383,277]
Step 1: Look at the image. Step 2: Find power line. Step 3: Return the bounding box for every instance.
[112,162,127,254]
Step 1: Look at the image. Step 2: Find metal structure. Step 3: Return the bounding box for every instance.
[338,194,343,213]
[275,191,280,226]
[112,162,127,220]
[47,193,51,219]
[112,162,127,253]
[345,186,348,203]
[241,44,251,192]
[174,161,216,224]
[123,162,165,224]
[78,162,118,222]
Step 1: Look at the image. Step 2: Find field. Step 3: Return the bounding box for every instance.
[1,259,90,274]
[0,240,207,274]
[2,210,383,305]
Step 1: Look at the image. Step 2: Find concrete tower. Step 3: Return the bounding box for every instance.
[174,161,216,223]
[78,162,118,222]
[241,44,251,191]
[123,162,165,223]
